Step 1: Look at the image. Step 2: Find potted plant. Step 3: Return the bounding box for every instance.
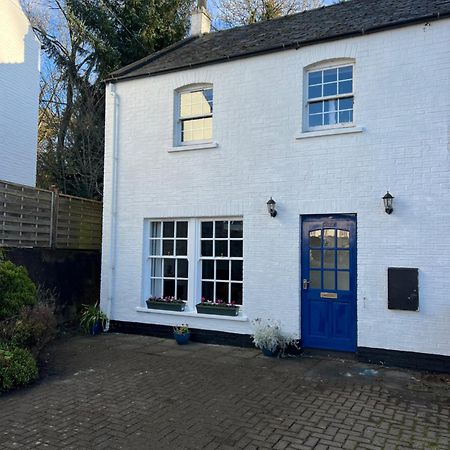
[251,318,299,357]
[146,296,186,312]
[80,302,108,335]
[195,298,240,316]
[173,324,190,345]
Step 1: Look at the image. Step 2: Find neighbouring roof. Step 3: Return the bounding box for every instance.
[106,0,450,82]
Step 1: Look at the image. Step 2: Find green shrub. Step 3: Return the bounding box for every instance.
[0,260,37,320]
[11,305,57,357]
[0,343,38,392]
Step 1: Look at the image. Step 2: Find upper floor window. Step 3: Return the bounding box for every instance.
[177,86,213,145]
[306,65,354,130]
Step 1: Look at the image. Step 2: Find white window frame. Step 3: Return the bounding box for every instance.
[174,84,213,147]
[199,219,244,305]
[142,217,243,312]
[304,61,355,133]
[147,220,192,301]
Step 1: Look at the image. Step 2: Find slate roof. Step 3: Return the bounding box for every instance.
[106,0,450,82]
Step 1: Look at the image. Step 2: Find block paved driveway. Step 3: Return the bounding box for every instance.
[0,334,449,450]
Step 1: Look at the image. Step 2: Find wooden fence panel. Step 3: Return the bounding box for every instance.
[0,180,102,250]
[55,195,103,250]
[0,181,53,248]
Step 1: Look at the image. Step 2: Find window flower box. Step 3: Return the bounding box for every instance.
[196,300,240,316]
[146,297,186,312]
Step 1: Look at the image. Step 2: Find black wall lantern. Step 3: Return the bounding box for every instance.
[267,197,277,217]
[383,191,394,215]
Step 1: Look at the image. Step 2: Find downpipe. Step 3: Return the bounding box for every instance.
[104,83,119,331]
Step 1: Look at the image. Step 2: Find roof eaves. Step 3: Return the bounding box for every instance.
[104,35,199,83]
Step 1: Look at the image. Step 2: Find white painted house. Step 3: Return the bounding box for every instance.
[101,0,450,371]
[0,0,40,186]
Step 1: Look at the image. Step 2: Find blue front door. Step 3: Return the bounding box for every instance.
[301,215,357,352]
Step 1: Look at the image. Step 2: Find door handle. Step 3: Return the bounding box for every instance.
[303,279,310,290]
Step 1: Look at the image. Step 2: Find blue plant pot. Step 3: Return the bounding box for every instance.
[90,321,102,336]
[261,347,278,357]
[174,332,190,345]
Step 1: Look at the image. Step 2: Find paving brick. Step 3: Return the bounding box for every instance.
[0,334,448,450]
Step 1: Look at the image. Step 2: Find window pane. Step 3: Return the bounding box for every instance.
[203,88,213,105]
[230,220,243,238]
[215,221,228,238]
[324,112,337,125]
[202,281,214,301]
[339,110,353,123]
[231,283,243,305]
[308,71,322,86]
[338,251,349,269]
[338,66,353,80]
[309,102,323,114]
[310,270,321,289]
[163,222,174,238]
[230,240,242,257]
[324,99,338,112]
[323,250,335,269]
[163,240,174,256]
[231,260,243,281]
[176,221,188,238]
[176,240,187,256]
[202,221,213,238]
[182,118,212,142]
[150,239,161,256]
[177,259,188,278]
[324,229,335,247]
[338,271,350,291]
[323,68,337,83]
[151,258,162,277]
[308,85,322,99]
[323,271,335,290]
[339,80,352,94]
[339,97,353,110]
[216,282,229,303]
[176,280,188,300]
[201,240,213,257]
[163,279,175,297]
[309,230,321,248]
[337,230,349,248]
[150,222,161,238]
[216,260,229,280]
[180,92,192,118]
[323,82,337,97]
[151,278,162,298]
[202,260,214,279]
[310,250,321,268]
[164,259,176,277]
[215,240,228,257]
[309,113,323,127]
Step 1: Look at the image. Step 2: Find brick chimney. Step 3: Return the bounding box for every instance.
[190,0,211,36]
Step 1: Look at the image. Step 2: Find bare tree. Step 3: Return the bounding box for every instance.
[213,0,324,28]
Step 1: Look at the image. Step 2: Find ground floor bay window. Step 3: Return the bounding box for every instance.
[145,218,243,311]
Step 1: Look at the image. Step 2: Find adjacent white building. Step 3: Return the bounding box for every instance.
[0,0,40,186]
[101,0,450,371]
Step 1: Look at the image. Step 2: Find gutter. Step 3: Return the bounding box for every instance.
[103,83,120,330]
[104,11,450,84]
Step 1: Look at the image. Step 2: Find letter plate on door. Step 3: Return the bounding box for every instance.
[320,292,338,299]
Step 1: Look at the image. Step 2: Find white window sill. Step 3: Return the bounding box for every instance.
[169,142,218,153]
[295,126,364,140]
[136,306,249,322]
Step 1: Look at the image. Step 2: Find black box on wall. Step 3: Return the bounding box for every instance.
[388,268,419,311]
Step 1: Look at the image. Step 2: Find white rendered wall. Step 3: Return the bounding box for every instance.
[0,0,40,186]
[101,20,450,356]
